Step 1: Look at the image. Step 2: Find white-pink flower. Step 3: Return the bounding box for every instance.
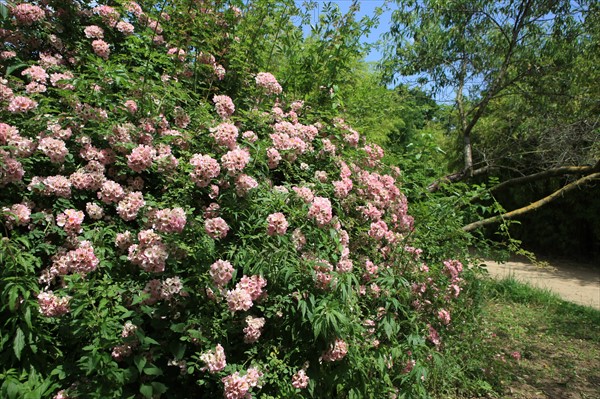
[291,369,309,389]
[308,197,332,227]
[255,72,282,95]
[205,217,230,239]
[266,212,288,236]
[200,344,227,373]
[213,95,235,119]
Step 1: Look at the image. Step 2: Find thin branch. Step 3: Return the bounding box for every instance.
[489,163,600,193]
[463,172,600,232]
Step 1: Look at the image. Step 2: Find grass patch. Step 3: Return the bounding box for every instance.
[432,276,600,399]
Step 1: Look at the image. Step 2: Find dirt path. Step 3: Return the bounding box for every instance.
[482,256,600,309]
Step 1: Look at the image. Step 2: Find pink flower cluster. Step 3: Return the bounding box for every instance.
[200,343,226,373]
[314,259,334,289]
[438,309,451,325]
[92,40,110,60]
[368,220,389,241]
[255,72,282,95]
[291,369,309,389]
[52,241,99,276]
[292,186,314,203]
[443,259,463,282]
[307,197,332,227]
[266,147,281,168]
[12,3,45,25]
[243,316,265,343]
[0,150,24,186]
[7,96,38,113]
[160,276,183,300]
[210,123,238,149]
[127,230,168,273]
[332,178,353,199]
[321,338,348,362]
[127,144,156,173]
[84,25,104,39]
[98,180,125,204]
[22,65,48,83]
[29,175,71,197]
[116,191,145,221]
[93,5,120,27]
[38,137,68,163]
[111,343,134,361]
[222,367,263,399]
[213,95,235,119]
[56,209,85,235]
[153,207,186,233]
[266,212,288,236]
[190,154,220,187]
[210,259,234,288]
[121,321,138,337]
[234,174,258,196]
[205,217,230,239]
[226,275,266,312]
[2,203,31,228]
[221,148,249,175]
[38,291,70,317]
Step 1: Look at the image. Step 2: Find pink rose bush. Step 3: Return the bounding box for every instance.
[0,2,475,398]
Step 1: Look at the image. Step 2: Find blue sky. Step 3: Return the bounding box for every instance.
[297,0,392,63]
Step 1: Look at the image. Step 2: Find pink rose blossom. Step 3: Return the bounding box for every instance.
[205,217,229,239]
[124,100,137,113]
[213,95,235,119]
[22,65,48,83]
[291,369,309,389]
[266,212,288,236]
[38,291,70,317]
[210,123,238,149]
[242,131,257,143]
[308,197,332,227]
[153,207,186,233]
[210,259,234,288]
[438,309,451,325]
[3,203,31,228]
[200,344,227,373]
[116,21,134,35]
[127,144,156,173]
[255,72,282,95]
[243,316,265,343]
[91,40,110,59]
[321,339,348,362]
[189,154,220,187]
[7,96,37,113]
[12,3,45,25]
[56,209,84,235]
[266,147,281,169]
[116,191,145,221]
[226,287,253,311]
[234,174,258,196]
[221,148,250,176]
[84,25,104,39]
[98,180,125,204]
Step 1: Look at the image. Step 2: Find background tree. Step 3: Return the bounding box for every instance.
[381,0,600,254]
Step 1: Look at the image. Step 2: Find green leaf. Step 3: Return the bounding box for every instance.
[151,382,168,394]
[140,384,153,398]
[13,328,25,360]
[133,355,147,374]
[143,365,163,376]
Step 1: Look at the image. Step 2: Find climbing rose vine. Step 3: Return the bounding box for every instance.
[0,1,470,398]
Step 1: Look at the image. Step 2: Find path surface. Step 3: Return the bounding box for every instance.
[482,256,600,309]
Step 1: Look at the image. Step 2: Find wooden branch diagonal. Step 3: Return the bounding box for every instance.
[489,164,599,193]
[463,172,600,232]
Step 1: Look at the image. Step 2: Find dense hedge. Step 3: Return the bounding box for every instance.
[1,2,473,398]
